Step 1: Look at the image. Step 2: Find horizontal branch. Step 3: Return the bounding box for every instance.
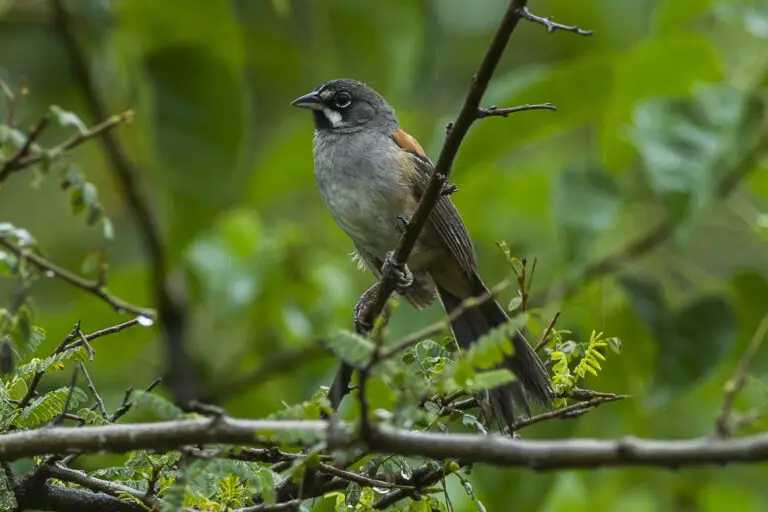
[477,103,556,118]
[368,427,768,469]
[3,418,768,470]
[0,418,329,462]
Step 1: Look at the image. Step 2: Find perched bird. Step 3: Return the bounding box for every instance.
[292,78,553,431]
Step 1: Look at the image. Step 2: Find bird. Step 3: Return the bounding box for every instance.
[291,78,553,432]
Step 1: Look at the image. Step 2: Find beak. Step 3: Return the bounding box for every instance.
[291,91,324,111]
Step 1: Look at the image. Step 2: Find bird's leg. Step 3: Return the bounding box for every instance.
[382,250,414,292]
[354,283,378,334]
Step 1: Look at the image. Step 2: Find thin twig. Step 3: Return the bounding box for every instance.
[17,323,80,409]
[518,6,594,35]
[317,461,415,490]
[43,463,162,509]
[715,313,768,437]
[534,312,560,352]
[477,103,556,118]
[0,112,131,180]
[52,366,80,426]
[77,361,108,419]
[233,500,304,512]
[0,237,153,318]
[62,318,141,352]
[513,394,628,430]
[0,115,50,182]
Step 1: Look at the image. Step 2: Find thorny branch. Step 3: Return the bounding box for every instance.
[330,0,591,411]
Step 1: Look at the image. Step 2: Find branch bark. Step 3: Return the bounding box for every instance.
[3,418,768,470]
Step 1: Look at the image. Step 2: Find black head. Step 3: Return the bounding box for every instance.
[291,79,398,132]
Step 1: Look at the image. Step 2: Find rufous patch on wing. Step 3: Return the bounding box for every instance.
[392,129,428,160]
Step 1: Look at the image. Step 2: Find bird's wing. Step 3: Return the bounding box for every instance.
[391,129,477,280]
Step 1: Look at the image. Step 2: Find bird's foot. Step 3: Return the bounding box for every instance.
[382,250,413,293]
[353,285,378,334]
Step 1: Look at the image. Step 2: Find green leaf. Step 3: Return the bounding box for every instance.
[14,386,88,427]
[0,467,17,510]
[324,330,374,368]
[8,377,27,400]
[345,482,362,509]
[602,34,722,170]
[15,345,90,379]
[131,390,185,420]
[49,105,87,133]
[632,85,766,228]
[552,165,621,267]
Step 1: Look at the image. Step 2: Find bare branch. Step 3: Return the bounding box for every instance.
[368,427,768,469]
[42,464,162,509]
[518,6,594,35]
[477,103,556,118]
[0,237,153,318]
[78,361,108,419]
[0,418,329,462]
[513,394,628,431]
[534,311,560,352]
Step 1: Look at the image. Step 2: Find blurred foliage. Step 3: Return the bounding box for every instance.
[0,0,767,510]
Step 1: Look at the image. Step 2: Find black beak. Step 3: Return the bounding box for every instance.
[291,91,324,111]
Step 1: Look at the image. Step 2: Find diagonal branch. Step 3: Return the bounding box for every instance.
[358,0,534,328]
[0,237,153,318]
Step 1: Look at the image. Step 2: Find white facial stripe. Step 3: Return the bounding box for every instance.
[322,107,342,127]
[319,89,334,101]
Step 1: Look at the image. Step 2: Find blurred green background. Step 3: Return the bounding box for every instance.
[1,0,768,510]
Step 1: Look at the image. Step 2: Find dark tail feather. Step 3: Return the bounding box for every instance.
[437,276,553,432]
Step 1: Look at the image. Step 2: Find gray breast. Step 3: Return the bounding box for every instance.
[313,130,406,257]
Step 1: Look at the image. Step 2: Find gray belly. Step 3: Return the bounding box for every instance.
[313,131,413,259]
[317,170,403,257]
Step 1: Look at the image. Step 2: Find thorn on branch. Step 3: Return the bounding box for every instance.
[477,103,557,119]
[441,183,459,196]
[518,7,594,36]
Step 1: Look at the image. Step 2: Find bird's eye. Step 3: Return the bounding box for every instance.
[335,92,352,109]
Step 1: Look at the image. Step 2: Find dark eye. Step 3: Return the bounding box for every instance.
[335,91,352,109]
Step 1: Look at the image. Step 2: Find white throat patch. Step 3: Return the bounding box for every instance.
[322,107,343,128]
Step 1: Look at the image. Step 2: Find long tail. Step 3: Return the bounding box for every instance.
[437,274,553,432]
